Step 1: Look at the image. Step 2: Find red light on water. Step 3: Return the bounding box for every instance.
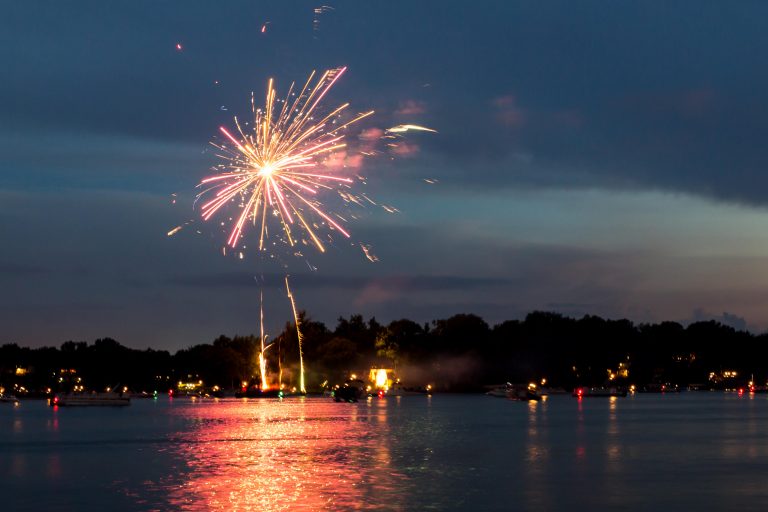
[168,389,174,396]
[738,388,744,396]
[53,396,58,404]
[377,390,384,398]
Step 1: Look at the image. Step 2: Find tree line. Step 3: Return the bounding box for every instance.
[1,311,765,395]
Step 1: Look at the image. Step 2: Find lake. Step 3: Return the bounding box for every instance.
[2,393,768,511]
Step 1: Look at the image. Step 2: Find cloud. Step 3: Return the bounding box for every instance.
[390,142,420,157]
[395,100,426,116]
[322,150,365,170]
[354,280,401,306]
[166,272,512,291]
[679,88,716,117]
[0,127,203,191]
[690,308,748,331]
[359,128,384,141]
[551,109,584,128]
[492,95,526,127]
[620,87,717,119]
[352,275,511,306]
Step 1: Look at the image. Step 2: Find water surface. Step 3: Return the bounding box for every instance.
[2,393,768,511]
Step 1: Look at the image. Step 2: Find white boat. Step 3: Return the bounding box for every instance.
[385,384,431,396]
[0,393,19,403]
[52,392,130,406]
[486,383,513,397]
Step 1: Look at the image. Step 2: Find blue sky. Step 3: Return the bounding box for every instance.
[3,1,768,349]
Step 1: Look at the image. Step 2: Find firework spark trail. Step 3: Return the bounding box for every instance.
[359,243,378,262]
[313,5,334,35]
[386,124,437,134]
[197,67,374,255]
[166,219,196,237]
[285,275,305,394]
[259,290,271,391]
[278,333,283,390]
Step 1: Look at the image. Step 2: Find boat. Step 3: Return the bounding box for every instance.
[539,386,568,395]
[235,387,284,398]
[333,379,366,402]
[638,383,680,393]
[51,392,130,406]
[573,386,627,398]
[386,384,432,396]
[486,383,541,401]
[486,387,509,397]
[486,383,513,397]
[0,393,19,403]
[509,383,541,401]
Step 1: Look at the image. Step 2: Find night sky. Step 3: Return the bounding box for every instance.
[4,1,768,350]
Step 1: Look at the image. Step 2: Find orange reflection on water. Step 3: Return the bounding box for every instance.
[163,398,406,511]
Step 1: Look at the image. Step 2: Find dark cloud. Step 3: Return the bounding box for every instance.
[5,1,768,206]
[166,272,512,291]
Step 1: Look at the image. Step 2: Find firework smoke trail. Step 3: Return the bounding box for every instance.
[197,67,374,254]
[285,275,305,394]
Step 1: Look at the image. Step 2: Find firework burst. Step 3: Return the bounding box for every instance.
[197,67,373,254]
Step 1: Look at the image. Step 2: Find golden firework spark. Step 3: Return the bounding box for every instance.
[285,276,306,394]
[198,67,373,254]
[166,225,183,237]
[386,124,437,134]
[258,291,272,391]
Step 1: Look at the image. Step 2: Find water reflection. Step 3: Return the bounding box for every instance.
[524,396,552,509]
[575,397,586,461]
[47,453,62,479]
[10,454,26,478]
[606,397,621,463]
[161,398,406,511]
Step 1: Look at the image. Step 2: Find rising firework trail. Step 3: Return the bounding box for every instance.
[197,67,374,254]
[258,291,271,391]
[285,275,305,394]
